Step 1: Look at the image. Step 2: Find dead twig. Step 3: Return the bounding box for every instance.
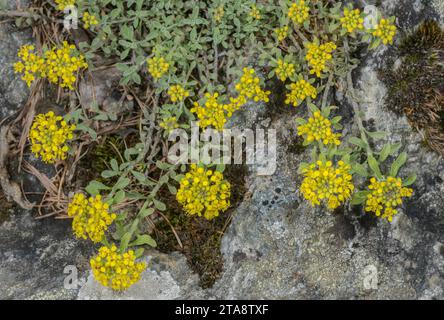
[0,125,34,209]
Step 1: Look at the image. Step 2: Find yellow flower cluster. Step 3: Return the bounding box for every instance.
[340,8,364,33]
[14,43,88,89]
[250,5,261,20]
[168,85,190,102]
[274,26,289,42]
[13,45,45,87]
[301,160,354,210]
[191,93,228,131]
[275,59,296,82]
[213,5,225,23]
[365,177,413,222]
[29,111,75,163]
[82,12,99,29]
[54,0,75,11]
[285,79,317,107]
[176,165,231,220]
[192,68,269,131]
[159,116,180,133]
[43,41,88,89]
[305,41,336,77]
[67,194,117,243]
[288,0,310,25]
[90,245,146,291]
[147,56,169,80]
[235,68,271,103]
[297,111,341,146]
[373,19,397,45]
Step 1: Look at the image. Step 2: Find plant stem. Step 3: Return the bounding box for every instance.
[295,27,309,44]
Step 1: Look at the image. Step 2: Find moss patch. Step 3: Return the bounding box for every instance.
[154,164,248,288]
[77,133,136,185]
[380,20,444,154]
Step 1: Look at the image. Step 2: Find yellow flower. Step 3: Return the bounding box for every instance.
[373,18,397,45]
[15,42,88,89]
[191,68,268,130]
[82,12,99,29]
[297,111,341,145]
[176,165,231,220]
[340,8,364,33]
[288,0,310,25]
[274,26,289,42]
[14,44,45,87]
[224,95,247,116]
[54,0,75,11]
[301,160,354,210]
[147,56,169,80]
[305,41,336,77]
[235,68,270,102]
[191,93,227,131]
[213,5,225,23]
[29,111,75,163]
[159,116,180,133]
[90,245,146,291]
[250,5,261,20]
[168,85,190,102]
[365,176,413,222]
[43,41,88,89]
[275,59,296,82]
[285,79,317,106]
[67,194,117,243]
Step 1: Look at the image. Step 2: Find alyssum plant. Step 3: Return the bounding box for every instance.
[11,0,414,290]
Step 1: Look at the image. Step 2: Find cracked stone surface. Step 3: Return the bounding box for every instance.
[1,0,444,300]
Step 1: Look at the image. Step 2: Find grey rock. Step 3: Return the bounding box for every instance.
[1,0,444,300]
[0,209,92,299]
[0,6,32,121]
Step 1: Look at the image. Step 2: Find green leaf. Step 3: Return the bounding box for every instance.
[120,232,132,252]
[216,163,225,173]
[379,144,391,162]
[76,123,97,140]
[167,184,177,194]
[295,117,306,126]
[366,131,387,140]
[85,180,110,195]
[367,154,383,179]
[130,234,157,247]
[352,162,368,178]
[153,199,166,211]
[402,173,417,187]
[114,176,130,190]
[389,143,402,156]
[121,24,134,40]
[156,160,171,170]
[330,116,342,124]
[134,248,144,258]
[349,137,368,150]
[110,159,119,171]
[139,207,154,218]
[307,102,320,114]
[113,190,126,204]
[131,170,147,183]
[350,191,371,205]
[101,170,118,178]
[390,152,407,177]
